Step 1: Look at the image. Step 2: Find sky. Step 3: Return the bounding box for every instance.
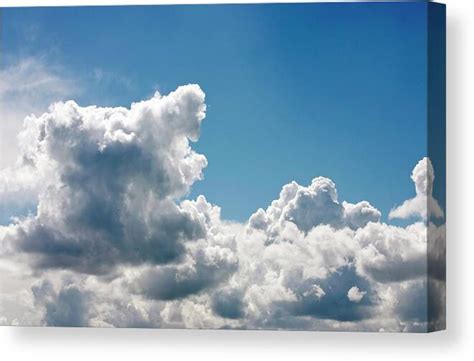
[0,2,446,332]
[1,2,428,222]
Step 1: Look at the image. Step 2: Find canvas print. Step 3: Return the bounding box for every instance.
[0,1,446,332]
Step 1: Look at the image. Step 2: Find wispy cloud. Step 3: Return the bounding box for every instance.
[0,58,80,167]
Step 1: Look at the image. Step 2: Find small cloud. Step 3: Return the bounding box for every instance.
[303,284,326,300]
[389,157,444,220]
[347,286,366,303]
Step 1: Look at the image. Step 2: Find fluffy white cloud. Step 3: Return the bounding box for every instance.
[347,286,366,303]
[0,59,81,225]
[235,169,441,330]
[1,84,209,274]
[248,177,380,239]
[389,157,444,220]
[354,222,427,283]
[0,83,445,332]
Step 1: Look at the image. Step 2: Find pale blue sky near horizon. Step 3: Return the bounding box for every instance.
[1,2,431,222]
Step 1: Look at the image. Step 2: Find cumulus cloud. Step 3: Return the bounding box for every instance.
[355,222,427,283]
[32,279,91,327]
[389,157,444,220]
[210,288,246,320]
[129,196,239,302]
[347,286,366,303]
[132,241,238,301]
[234,158,444,330]
[247,177,380,240]
[0,59,80,224]
[1,84,210,274]
[0,256,43,326]
[0,83,445,332]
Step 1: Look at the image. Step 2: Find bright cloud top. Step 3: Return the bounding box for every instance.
[0,84,445,332]
[389,157,444,221]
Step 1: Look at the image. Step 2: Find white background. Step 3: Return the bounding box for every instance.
[1,0,472,359]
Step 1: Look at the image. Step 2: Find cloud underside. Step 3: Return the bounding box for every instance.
[0,83,445,332]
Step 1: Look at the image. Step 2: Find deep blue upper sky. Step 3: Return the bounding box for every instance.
[1,2,429,222]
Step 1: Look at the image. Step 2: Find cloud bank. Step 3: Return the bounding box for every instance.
[0,84,445,332]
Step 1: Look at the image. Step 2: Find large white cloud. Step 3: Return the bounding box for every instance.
[0,83,445,332]
[236,174,429,329]
[1,84,209,274]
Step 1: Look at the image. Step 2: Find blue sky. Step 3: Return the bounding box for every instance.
[1,2,429,222]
